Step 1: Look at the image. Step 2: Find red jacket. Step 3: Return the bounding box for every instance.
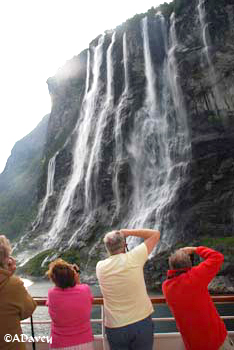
[162,246,227,350]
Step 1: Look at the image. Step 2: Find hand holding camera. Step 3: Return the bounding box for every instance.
[7,256,16,275]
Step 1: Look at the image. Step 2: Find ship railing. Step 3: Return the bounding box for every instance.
[21,295,234,349]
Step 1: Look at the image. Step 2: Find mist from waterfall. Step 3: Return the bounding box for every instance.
[45,35,105,247]
[126,15,190,249]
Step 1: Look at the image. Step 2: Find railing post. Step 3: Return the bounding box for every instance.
[101,305,108,350]
[30,316,36,350]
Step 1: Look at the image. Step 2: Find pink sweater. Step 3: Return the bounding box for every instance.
[47,284,94,348]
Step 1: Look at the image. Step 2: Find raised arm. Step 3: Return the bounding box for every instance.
[181,246,224,286]
[120,229,160,254]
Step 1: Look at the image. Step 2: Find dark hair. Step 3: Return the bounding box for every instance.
[46,259,76,289]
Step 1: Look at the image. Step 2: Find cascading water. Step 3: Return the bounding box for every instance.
[113,32,130,217]
[126,15,190,250]
[168,12,190,157]
[85,32,116,211]
[126,16,170,244]
[85,49,90,95]
[45,35,105,247]
[19,12,191,259]
[12,0,234,291]
[123,33,129,92]
[32,152,58,229]
[197,0,223,111]
[14,153,58,263]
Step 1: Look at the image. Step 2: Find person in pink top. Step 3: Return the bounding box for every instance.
[46,259,94,350]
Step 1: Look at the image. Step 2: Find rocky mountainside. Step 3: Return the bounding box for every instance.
[0,115,49,240]
[15,0,234,291]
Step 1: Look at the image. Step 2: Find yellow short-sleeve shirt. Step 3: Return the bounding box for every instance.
[96,242,153,328]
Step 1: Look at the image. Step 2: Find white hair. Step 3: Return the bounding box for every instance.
[103,230,125,255]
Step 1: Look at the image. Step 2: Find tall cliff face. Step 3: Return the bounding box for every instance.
[175,0,234,239]
[16,0,234,287]
[0,115,49,240]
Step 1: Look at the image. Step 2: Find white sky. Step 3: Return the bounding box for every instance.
[0,0,165,173]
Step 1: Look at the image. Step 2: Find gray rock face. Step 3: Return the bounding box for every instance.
[209,276,234,294]
[177,0,234,239]
[15,0,234,289]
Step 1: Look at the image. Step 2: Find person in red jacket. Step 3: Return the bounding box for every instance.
[162,246,234,350]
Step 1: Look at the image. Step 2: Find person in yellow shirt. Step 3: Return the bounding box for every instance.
[96,228,160,350]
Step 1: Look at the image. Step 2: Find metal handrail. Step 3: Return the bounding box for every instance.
[21,295,234,325]
[21,295,234,350]
[33,294,234,306]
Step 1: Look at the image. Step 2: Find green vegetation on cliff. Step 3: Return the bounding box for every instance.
[198,236,234,248]
[0,115,49,240]
[17,248,80,277]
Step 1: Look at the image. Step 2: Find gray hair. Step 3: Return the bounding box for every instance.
[103,230,125,255]
[0,235,12,268]
[169,249,192,270]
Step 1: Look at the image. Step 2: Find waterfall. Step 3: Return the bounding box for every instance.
[126,15,190,249]
[197,0,223,110]
[197,0,213,65]
[123,33,129,92]
[127,15,170,233]
[85,32,116,210]
[29,14,190,253]
[32,152,57,229]
[168,12,190,150]
[113,32,129,217]
[45,35,105,247]
[85,49,90,95]
[168,13,184,120]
